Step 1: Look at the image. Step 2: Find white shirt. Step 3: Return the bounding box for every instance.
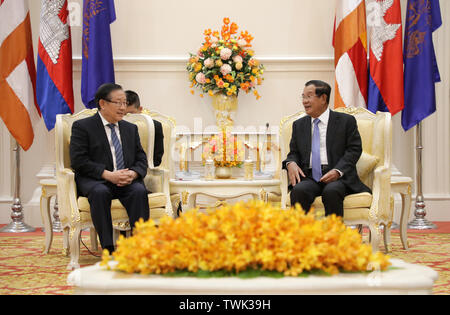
[99,112,123,171]
[309,107,330,167]
[287,107,343,177]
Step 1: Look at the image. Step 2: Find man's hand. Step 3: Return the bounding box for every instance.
[287,162,305,186]
[102,169,138,187]
[320,169,340,184]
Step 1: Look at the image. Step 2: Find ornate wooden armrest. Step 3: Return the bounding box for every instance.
[370,165,391,223]
[56,168,80,225]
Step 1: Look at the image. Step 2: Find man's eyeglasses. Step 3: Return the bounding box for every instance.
[105,99,129,107]
[301,94,318,101]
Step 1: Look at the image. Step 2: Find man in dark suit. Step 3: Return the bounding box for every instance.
[70,83,150,253]
[282,80,370,217]
[125,90,164,167]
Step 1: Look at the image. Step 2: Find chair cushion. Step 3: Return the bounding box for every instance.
[356,152,379,180]
[78,193,167,212]
[312,192,372,209]
[286,192,372,209]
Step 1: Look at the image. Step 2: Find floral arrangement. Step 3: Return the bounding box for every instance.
[187,17,264,99]
[101,201,390,277]
[202,131,245,168]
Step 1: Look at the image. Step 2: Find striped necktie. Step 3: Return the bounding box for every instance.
[107,124,125,170]
[311,118,322,182]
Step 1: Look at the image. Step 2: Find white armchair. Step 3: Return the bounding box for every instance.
[278,107,392,252]
[141,109,177,217]
[56,109,171,269]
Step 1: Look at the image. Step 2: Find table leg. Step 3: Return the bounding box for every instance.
[90,228,98,252]
[63,227,70,256]
[187,193,196,210]
[400,191,411,250]
[40,194,53,254]
[180,191,190,212]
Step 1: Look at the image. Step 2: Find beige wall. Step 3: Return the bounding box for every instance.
[1,0,449,226]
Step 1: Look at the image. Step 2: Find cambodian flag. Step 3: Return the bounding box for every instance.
[81,0,116,109]
[367,0,404,115]
[36,0,74,131]
[402,0,442,131]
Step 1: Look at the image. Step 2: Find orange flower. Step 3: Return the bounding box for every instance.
[217,79,225,88]
[230,22,238,34]
[225,74,234,82]
[240,82,250,92]
[223,17,230,25]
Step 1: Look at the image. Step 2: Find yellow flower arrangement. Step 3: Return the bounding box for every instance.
[187,17,264,99]
[202,131,245,168]
[101,201,390,277]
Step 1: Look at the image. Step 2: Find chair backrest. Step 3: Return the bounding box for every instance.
[279,107,392,188]
[141,109,176,178]
[55,109,154,173]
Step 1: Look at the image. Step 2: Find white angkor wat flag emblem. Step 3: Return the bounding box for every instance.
[40,0,69,64]
[367,0,401,62]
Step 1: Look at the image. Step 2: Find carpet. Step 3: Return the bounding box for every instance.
[0,228,449,295]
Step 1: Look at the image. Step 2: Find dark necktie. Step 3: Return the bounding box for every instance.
[311,118,322,182]
[107,123,125,170]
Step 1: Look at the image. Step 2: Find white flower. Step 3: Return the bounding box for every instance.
[195,72,206,84]
[220,64,232,76]
[237,39,247,47]
[204,58,214,68]
[233,55,243,64]
[220,48,232,60]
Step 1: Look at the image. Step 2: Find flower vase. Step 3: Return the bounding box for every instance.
[215,166,232,179]
[211,94,238,129]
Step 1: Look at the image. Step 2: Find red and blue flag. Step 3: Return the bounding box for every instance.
[367,0,404,115]
[36,0,74,131]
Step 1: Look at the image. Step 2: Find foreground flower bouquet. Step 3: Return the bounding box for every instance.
[101,201,390,277]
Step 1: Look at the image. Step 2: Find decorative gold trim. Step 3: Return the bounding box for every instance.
[113,221,131,230]
[181,191,189,205]
[142,109,176,127]
[279,110,305,131]
[259,188,267,202]
[334,107,375,116]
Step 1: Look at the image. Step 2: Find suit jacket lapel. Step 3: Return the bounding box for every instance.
[118,121,129,167]
[94,113,114,169]
[326,110,338,164]
[302,117,311,163]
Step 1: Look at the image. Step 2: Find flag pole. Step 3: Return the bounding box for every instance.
[0,141,35,233]
[408,122,436,230]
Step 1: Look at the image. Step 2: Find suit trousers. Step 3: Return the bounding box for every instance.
[87,180,150,248]
[290,174,347,217]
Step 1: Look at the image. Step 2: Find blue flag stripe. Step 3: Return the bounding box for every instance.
[36,56,72,130]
